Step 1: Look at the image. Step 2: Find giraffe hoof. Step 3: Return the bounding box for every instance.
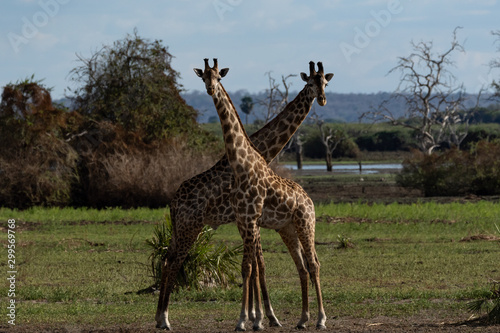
[155,323,171,330]
[296,324,306,330]
[252,324,264,331]
[316,324,327,330]
[269,320,282,327]
[235,326,246,332]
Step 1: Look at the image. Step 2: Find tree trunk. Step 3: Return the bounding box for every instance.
[295,141,303,170]
[325,150,333,172]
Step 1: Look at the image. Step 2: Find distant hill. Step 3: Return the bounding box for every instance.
[53,97,74,109]
[181,91,494,124]
[54,92,495,124]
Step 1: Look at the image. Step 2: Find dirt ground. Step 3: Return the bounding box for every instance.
[2,314,500,333]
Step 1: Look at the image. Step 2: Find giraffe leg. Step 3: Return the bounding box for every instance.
[251,255,264,331]
[248,261,256,323]
[235,247,252,331]
[295,212,327,330]
[237,224,268,330]
[255,235,282,327]
[156,222,203,330]
[155,255,170,328]
[235,222,260,332]
[278,224,310,329]
[248,256,265,330]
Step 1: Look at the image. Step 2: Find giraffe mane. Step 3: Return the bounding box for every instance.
[218,83,260,153]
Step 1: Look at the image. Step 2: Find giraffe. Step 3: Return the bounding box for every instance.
[196,58,327,331]
[155,59,333,330]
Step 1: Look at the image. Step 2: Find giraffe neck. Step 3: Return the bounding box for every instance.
[212,83,263,177]
[250,85,316,163]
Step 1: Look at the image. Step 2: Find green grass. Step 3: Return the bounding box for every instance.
[1,203,499,329]
[0,206,168,223]
[316,201,500,227]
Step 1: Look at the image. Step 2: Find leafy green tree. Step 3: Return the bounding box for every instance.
[68,29,202,144]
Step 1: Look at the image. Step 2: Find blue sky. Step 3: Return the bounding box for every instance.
[1,0,499,99]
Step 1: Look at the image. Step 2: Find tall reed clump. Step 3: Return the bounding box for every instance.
[146,213,243,290]
[75,123,219,208]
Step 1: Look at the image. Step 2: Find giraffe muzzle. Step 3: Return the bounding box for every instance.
[318,96,327,106]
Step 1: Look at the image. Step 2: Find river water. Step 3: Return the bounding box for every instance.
[283,163,402,174]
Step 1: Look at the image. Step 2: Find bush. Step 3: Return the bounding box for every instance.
[397,140,500,196]
[470,140,500,195]
[0,81,79,208]
[461,125,500,150]
[356,130,411,151]
[146,214,243,290]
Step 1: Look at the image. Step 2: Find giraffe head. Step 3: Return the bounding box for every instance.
[300,61,334,106]
[194,58,229,96]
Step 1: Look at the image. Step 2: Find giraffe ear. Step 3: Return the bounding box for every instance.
[325,73,334,82]
[300,72,309,82]
[193,68,204,77]
[220,68,229,77]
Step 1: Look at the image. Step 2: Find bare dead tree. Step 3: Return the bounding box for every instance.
[363,27,476,155]
[258,72,296,124]
[256,72,297,164]
[311,111,346,172]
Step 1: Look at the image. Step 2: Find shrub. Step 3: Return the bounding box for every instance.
[356,130,411,151]
[461,125,500,150]
[467,280,500,324]
[0,80,79,208]
[146,214,243,290]
[397,140,500,196]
